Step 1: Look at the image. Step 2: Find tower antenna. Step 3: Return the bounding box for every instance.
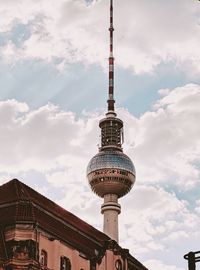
[107,0,115,112]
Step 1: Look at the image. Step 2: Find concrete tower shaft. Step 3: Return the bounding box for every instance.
[101,194,121,243]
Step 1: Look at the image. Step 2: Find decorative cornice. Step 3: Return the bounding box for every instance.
[91,239,130,265]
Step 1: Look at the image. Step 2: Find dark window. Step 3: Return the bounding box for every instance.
[41,250,48,266]
[60,256,71,270]
[115,259,122,270]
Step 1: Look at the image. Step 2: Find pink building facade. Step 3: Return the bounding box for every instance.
[0,179,148,270]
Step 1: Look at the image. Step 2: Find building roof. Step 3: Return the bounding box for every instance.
[0,179,108,256]
[0,179,148,269]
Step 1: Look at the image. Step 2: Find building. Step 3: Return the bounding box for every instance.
[0,179,147,270]
[0,1,148,270]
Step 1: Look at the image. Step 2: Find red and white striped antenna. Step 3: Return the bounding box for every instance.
[107,0,115,113]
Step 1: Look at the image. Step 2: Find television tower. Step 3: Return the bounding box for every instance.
[87,0,135,243]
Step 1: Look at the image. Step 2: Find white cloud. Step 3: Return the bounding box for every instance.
[195,199,200,214]
[0,0,200,75]
[119,185,199,255]
[129,84,200,190]
[0,101,89,171]
[144,259,184,270]
[0,83,199,190]
[0,82,199,193]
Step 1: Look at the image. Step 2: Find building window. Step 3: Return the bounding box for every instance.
[115,259,122,270]
[60,256,71,270]
[40,250,48,267]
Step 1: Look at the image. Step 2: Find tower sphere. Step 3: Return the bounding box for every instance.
[87,150,135,198]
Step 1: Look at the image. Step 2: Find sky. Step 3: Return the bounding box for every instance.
[0,0,200,269]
